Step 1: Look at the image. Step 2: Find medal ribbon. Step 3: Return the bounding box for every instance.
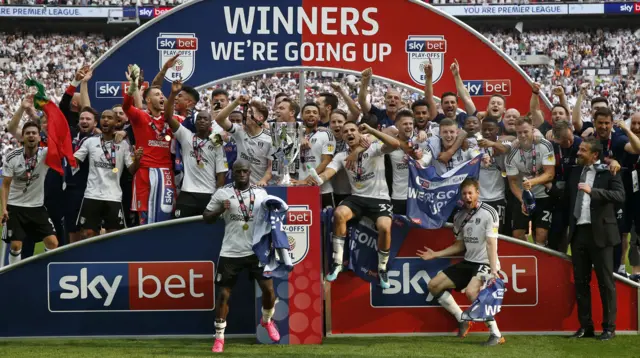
[192,135,209,166]
[356,151,364,180]
[453,205,479,237]
[23,148,40,192]
[149,120,168,139]
[234,185,255,225]
[100,135,117,169]
[520,145,537,177]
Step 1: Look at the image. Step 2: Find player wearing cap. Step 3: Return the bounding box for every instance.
[1,121,58,265]
[203,159,279,353]
[419,178,504,346]
[165,80,228,218]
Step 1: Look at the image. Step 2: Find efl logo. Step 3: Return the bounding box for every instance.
[282,205,312,265]
[406,35,447,86]
[157,33,198,82]
[47,261,214,312]
[463,80,512,97]
[95,81,149,99]
[370,256,537,308]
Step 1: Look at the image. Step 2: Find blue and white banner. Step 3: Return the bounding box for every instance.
[407,155,482,229]
[435,4,568,17]
[0,6,119,18]
[461,278,505,322]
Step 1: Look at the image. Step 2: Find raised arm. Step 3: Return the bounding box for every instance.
[572,83,589,132]
[450,59,476,115]
[152,54,179,88]
[423,60,439,121]
[360,123,399,153]
[616,120,640,155]
[214,95,249,131]
[357,67,372,114]
[164,80,183,132]
[79,68,92,108]
[331,82,361,121]
[530,83,545,128]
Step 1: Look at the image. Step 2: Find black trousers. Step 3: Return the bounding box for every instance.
[572,224,617,332]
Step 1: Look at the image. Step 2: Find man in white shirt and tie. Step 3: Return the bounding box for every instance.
[549,137,624,341]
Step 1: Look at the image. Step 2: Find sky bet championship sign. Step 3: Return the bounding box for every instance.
[88,0,552,116]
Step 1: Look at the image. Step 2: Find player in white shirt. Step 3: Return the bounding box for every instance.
[304,121,400,288]
[329,109,352,205]
[292,102,336,208]
[426,118,481,175]
[203,159,279,353]
[166,81,228,218]
[505,116,556,245]
[74,110,143,238]
[214,95,273,186]
[418,178,505,346]
[1,122,58,265]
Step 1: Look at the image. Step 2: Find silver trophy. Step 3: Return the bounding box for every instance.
[270,122,305,185]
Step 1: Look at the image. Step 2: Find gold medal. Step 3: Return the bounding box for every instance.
[501,171,507,178]
[198,162,205,169]
[164,135,171,142]
[243,223,249,231]
[355,182,363,189]
[112,168,119,174]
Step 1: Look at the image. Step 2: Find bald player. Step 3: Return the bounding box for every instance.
[358,67,400,129]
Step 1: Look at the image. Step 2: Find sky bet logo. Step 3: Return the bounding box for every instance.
[95,81,150,99]
[157,37,198,51]
[462,80,511,97]
[618,3,640,13]
[47,261,214,312]
[370,256,537,308]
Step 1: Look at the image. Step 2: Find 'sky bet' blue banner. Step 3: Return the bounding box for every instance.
[407,155,482,229]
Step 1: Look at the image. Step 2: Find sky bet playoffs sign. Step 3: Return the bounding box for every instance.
[89,0,548,115]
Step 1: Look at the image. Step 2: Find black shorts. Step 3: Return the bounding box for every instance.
[77,198,126,232]
[216,255,270,288]
[512,197,553,231]
[64,186,85,233]
[391,199,407,216]
[485,199,507,235]
[442,260,491,291]
[174,191,212,218]
[333,194,350,207]
[339,195,393,222]
[3,205,56,243]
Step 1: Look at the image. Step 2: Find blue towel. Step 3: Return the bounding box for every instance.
[252,195,293,278]
[461,277,505,322]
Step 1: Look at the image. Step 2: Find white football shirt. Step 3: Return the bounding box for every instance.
[174,125,228,194]
[426,136,480,175]
[299,130,336,194]
[453,202,500,267]
[331,140,351,195]
[206,184,269,258]
[228,123,273,185]
[327,141,390,200]
[505,139,555,199]
[2,147,49,207]
[479,148,506,202]
[388,137,432,201]
[74,136,133,202]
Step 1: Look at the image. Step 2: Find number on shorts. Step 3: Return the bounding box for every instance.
[477,265,491,276]
[541,210,552,222]
[378,203,393,214]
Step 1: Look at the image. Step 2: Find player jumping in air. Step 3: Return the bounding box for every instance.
[417,178,505,346]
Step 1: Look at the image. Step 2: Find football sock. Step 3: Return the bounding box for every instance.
[214,319,226,340]
[437,291,463,322]
[377,249,390,271]
[486,320,501,337]
[332,234,345,266]
[262,306,275,323]
[9,250,21,265]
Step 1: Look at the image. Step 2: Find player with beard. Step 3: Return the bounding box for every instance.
[419,178,504,346]
[433,60,477,127]
[203,160,279,353]
[123,66,180,225]
[425,119,480,176]
[74,110,142,238]
[548,120,582,253]
[573,83,610,137]
[530,83,572,137]
[358,67,400,129]
[329,109,351,205]
[2,122,58,265]
[387,110,431,215]
[590,107,640,273]
[506,117,556,246]
[316,92,339,128]
[214,95,273,186]
[304,121,400,288]
[292,103,336,207]
[165,80,228,218]
[412,99,439,137]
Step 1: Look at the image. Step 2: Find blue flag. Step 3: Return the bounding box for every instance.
[223,140,237,184]
[461,277,505,322]
[406,155,482,229]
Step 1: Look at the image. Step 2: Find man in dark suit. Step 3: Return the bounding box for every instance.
[549,137,624,340]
